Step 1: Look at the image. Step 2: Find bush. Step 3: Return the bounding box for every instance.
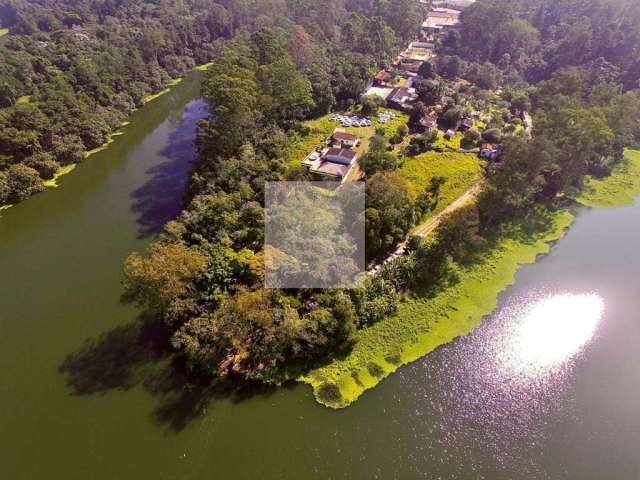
[316,382,342,404]
[6,164,44,202]
[482,128,503,143]
[24,152,60,180]
[384,353,402,365]
[367,362,385,378]
[462,127,481,147]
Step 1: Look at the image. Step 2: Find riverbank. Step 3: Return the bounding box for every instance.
[302,149,640,408]
[575,149,640,208]
[301,209,575,407]
[1,63,213,215]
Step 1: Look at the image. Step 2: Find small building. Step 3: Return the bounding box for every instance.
[323,148,358,166]
[418,115,438,132]
[310,161,351,181]
[387,87,418,111]
[459,117,474,131]
[480,143,501,161]
[331,130,359,149]
[398,59,424,75]
[444,129,456,139]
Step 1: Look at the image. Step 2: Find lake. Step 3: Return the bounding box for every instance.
[1,70,639,479]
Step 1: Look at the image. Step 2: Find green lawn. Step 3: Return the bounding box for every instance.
[0,28,8,37]
[286,110,409,172]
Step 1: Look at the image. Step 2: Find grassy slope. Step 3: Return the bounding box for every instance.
[0,28,8,37]
[576,149,640,208]
[300,209,575,408]
[286,110,409,173]
[399,151,483,221]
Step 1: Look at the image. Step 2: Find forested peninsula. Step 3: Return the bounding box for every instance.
[3,0,640,408]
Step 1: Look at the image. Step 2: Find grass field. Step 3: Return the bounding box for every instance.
[399,151,483,220]
[300,209,575,408]
[286,110,410,172]
[576,149,640,208]
[0,28,8,37]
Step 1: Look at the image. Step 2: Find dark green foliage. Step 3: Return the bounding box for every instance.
[4,163,44,202]
[481,128,503,144]
[367,362,385,378]
[316,382,343,404]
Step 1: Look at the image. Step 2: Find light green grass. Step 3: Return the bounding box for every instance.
[433,131,463,150]
[43,164,77,188]
[575,150,640,208]
[299,209,575,408]
[0,28,8,37]
[286,110,409,172]
[399,151,482,219]
[16,95,30,105]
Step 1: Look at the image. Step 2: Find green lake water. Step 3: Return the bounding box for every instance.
[1,71,639,479]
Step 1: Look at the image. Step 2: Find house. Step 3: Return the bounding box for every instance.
[398,59,424,75]
[331,130,359,149]
[421,8,461,35]
[480,143,501,161]
[418,115,438,132]
[387,87,418,110]
[310,161,351,181]
[444,129,456,139]
[459,117,474,131]
[323,148,358,166]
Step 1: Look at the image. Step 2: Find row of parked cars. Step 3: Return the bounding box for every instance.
[331,114,373,128]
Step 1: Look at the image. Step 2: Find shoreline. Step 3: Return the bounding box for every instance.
[1,62,213,214]
[301,149,640,408]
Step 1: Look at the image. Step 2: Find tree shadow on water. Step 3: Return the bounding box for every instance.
[129,100,206,239]
[59,314,278,433]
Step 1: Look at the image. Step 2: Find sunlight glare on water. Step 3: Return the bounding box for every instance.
[506,293,604,376]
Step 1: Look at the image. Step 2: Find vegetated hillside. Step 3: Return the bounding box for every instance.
[441,0,640,87]
[0,0,423,207]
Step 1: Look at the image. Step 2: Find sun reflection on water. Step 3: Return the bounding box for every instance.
[503,293,604,377]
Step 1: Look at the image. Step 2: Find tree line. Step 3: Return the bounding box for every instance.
[0,0,422,206]
[122,2,422,383]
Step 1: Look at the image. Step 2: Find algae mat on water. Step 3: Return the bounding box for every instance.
[302,149,640,409]
[300,210,575,408]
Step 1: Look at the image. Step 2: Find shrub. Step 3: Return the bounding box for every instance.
[482,128,503,143]
[367,362,385,378]
[6,164,44,202]
[24,152,60,180]
[316,382,342,404]
[384,353,402,365]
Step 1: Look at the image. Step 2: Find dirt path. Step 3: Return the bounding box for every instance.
[368,182,482,273]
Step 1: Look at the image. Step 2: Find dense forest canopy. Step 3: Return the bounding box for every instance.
[3,0,640,391]
[445,0,640,87]
[0,0,422,206]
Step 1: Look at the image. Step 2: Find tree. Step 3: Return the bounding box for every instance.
[361,95,384,116]
[365,172,416,258]
[360,150,398,176]
[463,127,481,147]
[418,60,437,79]
[482,128,503,143]
[5,164,44,203]
[123,241,208,315]
[435,204,484,263]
